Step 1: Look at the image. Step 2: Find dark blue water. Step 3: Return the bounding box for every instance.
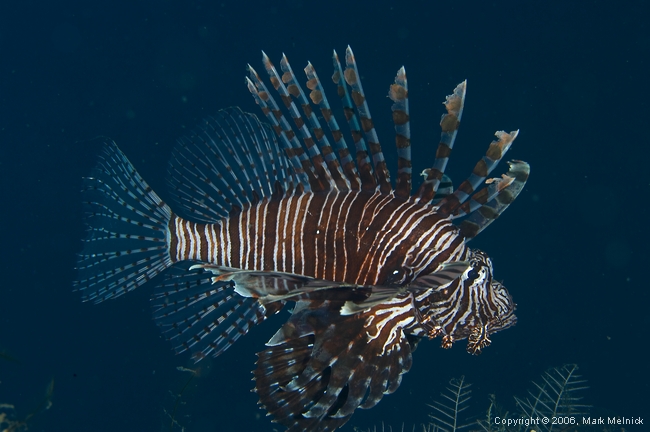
[1,1,647,431]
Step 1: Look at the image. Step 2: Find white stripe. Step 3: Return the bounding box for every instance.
[415,289,433,302]
[185,221,194,259]
[273,198,282,271]
[356,191,390,248]
[217,222,225,265]
[239,208,248,267]
[213,223,219,263]
[205,225,213,263]
[324,191,340,279]
[290,194,306,274]
[380,316,413,354]
[338,192,356,281]
[357,193,403,281]
[358,197,410,282]
[333,191,351,279]
[192,222,201,260]
[314,192,334,279]
[211,223,218,263]
[365,298,413,343]
[280,196,293,272]
[411,217,449,250]
[224,217,231,267]
[373,204,433,281]
[414,241,466,280]
[256,200,265,270]
[297,193,313,275]
[329,191,341,278]
[175,217,186,261]
[407,221,455,270]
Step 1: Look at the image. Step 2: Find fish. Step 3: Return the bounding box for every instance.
[75,46,529,432]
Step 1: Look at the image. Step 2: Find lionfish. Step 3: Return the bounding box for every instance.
[76,47,529,431]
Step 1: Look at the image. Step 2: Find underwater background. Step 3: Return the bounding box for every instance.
[0,0,648,431]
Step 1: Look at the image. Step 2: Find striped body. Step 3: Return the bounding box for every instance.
[170,190,466,286]
[77,47,530,432]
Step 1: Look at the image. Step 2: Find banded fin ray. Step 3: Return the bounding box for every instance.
[151,265,285,361]
[279,54,351,191]
[75,141,174,303]
[431,174,454,205]
[343,46,391,193]
[417,80,466,203]
[248,48,392,194]
[246,65,319,192]
[332,49,376,190]
[260,52,336,192]
[437,129,519,218]
[254,300,414,432]
[304,61,361,190]
[168,107,297,222]
[450,173,515,219]
[389,66,411,199]
[459,160,530,240]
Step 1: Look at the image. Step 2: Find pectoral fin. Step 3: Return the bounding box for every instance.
[189,264,369,304]
[407,261,470,291]
[341,261,470,315]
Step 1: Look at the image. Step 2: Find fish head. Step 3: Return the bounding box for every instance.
[428,249,517,354]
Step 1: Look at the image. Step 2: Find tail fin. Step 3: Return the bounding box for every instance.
[75,141,173,303]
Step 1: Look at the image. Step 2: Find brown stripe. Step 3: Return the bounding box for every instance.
[324,192,344,280]
[220,219,228,266]
[197,222,208,262]
[325,193,346,280]
[254,200,265,270]
[334,192,355,281]
[228,213,241,268]
[283,195,301,272]
[245,206,256,269]
[168,214,179,263]
[208,224,219,265]
[302,193,326,277]
[275,197,288,272]
[263,194,281,271]
[181,220,190,261]
[366,201,415,284]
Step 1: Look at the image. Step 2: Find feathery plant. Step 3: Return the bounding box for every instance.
[478,364,590,432]
[428,376,475,431]
[358,364,593,432]
[513,364,590,431]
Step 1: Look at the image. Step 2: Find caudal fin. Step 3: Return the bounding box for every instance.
[75,141,173,303]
